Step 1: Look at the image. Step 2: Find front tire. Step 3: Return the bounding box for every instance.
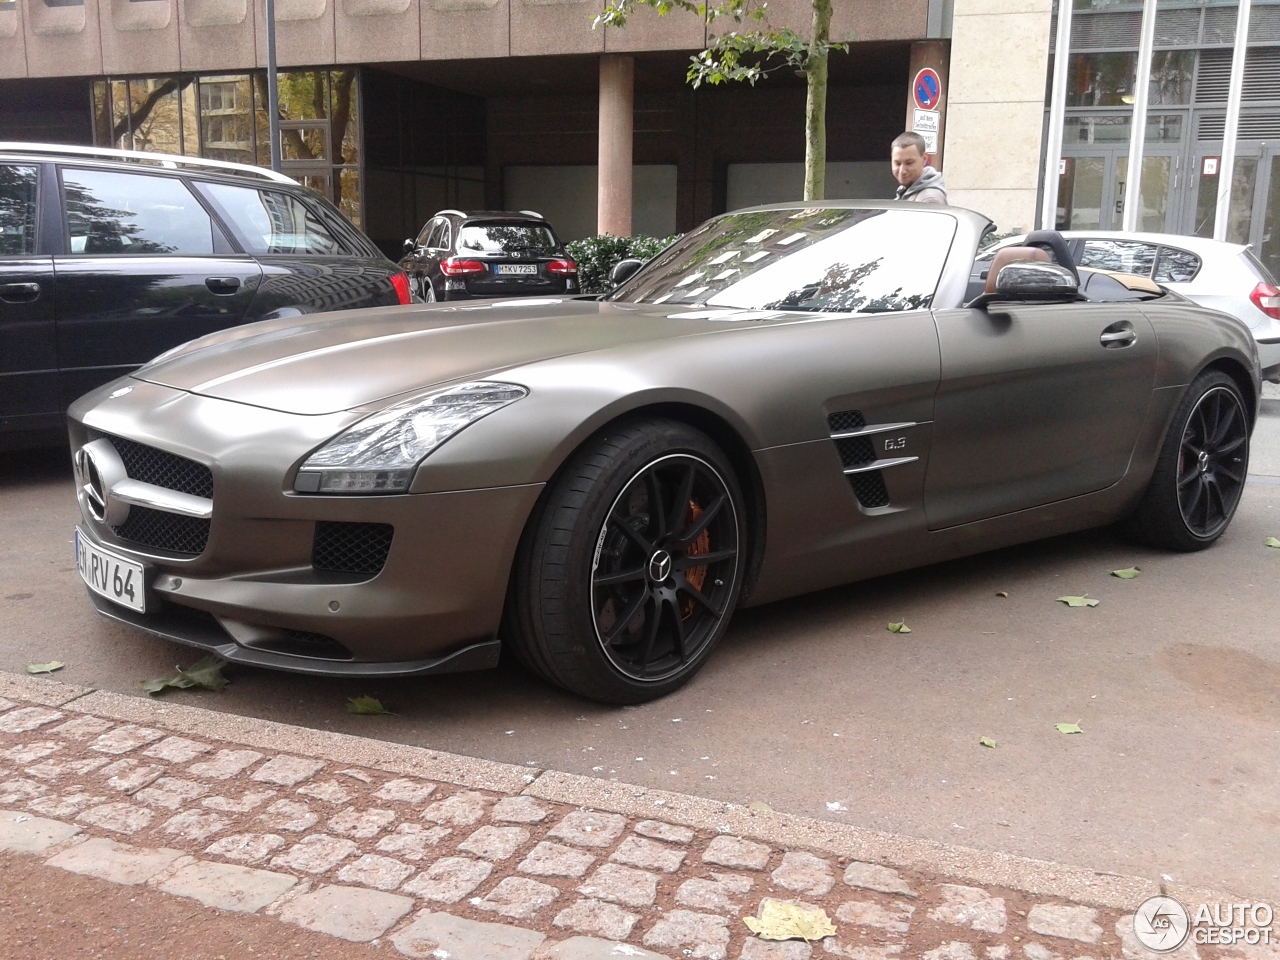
[505,420,747,704]
[1129,370,1249,551]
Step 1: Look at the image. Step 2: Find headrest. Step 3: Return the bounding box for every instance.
[986,246,1051,294]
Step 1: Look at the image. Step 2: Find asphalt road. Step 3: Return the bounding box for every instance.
[3,385,1279,901]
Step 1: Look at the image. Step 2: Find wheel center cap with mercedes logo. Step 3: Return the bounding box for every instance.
[1198,449,1210,473]
[647,549,673,583]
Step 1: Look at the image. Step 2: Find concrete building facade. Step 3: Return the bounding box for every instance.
[3,0,1276,273]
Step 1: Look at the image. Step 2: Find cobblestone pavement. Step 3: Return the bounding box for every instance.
[0,675,1265,960]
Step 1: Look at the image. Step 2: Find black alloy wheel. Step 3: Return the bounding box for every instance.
[505,419,747,704]
[1175,384,1248,538]
[1130,370,1250,551]
[591,453,739,682]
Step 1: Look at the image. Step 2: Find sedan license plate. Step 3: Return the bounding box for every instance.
[495,264,538,276]
[75,528,146,613]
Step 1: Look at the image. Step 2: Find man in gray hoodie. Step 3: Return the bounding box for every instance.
[891,131,948,204]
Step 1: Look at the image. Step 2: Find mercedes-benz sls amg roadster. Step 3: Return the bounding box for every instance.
[67,202,1260,703]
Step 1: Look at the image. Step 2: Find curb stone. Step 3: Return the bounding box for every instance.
[0,670,1252,960]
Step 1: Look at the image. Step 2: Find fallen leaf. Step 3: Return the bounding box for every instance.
[995,591,1009,598]
[1110,567,1141,579]
[826,801,848,812]
[747,801,774,814]
[141,656,228,696]
[26,661,64,675]
[347,696,392,715]
[1056,596,1099,607]
[1055,722,1084,735]
[1266,537,1280,548]
[979,736,997,748]
[744,899,837,942]
[887,621,911,634]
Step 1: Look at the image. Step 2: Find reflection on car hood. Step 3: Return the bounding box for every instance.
[133,299,755,415]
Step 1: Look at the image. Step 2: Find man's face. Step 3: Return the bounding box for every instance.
[892,144,925,187]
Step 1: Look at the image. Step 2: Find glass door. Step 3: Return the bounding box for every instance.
[1115,149,1180,233]
[1259,149,1280,281]
[1187,149,1260,243]
[1056,155,1109,230]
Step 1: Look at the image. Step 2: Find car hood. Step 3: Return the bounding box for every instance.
[133,299,761,415]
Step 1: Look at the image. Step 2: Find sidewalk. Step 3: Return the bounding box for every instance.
[0,671,1247,959]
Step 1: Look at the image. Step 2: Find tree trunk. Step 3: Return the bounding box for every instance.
[803,0,832,201]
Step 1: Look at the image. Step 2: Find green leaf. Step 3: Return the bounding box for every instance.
[887,621,911,634]
[1110,567,1141,579]
[26,661,64,675]
[747,800,774,814]
[979,736,997,748]
[347,696,392,715]
[1266,537,1280,548]
[1055,722,1084,735]
[142,656,228,696]
[1056,595,1099,607]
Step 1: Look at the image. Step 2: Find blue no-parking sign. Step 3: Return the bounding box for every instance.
[913,68,942,111]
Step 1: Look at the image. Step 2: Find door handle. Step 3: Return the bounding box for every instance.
[205,277,241,295]
[1100,326,1137,348]
[0,282,41,304]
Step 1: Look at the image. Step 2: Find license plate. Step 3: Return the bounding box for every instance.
[495,264,538,276]
[75,528,146,613]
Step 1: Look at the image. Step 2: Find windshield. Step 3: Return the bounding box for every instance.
[458,223,560,256]
[607,207,956,313]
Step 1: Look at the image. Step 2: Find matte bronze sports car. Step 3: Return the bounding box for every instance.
[67,202,1260,704]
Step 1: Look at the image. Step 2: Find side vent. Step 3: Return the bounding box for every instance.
[827,410,891,509]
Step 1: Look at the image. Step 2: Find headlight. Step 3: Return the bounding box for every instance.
[294,381,528,494]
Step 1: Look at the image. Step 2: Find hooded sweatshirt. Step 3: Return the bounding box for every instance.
[896,166,948,204]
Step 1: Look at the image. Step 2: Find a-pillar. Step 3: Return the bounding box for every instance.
[598,53,634,237]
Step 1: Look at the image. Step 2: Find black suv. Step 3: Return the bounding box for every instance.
[399,210,578,301]
[0,142,412,449]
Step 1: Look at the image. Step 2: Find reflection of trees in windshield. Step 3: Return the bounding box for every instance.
[609,207,949,314]
[767,259,931,313]
[460,225,558,255]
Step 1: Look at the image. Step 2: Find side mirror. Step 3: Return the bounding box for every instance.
[610,258,644,286]
[994,261,1078,302]
[403,239,415,254]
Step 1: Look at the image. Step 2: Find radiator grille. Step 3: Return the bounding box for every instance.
[312,522,394,576]
[1154,8,1200,46]
[1072,10,1142,48]
[847,472,890,509]
[827,410,866,433]
[1196,48,1280,103]
[108,436,213,499]
[113,507,210,555]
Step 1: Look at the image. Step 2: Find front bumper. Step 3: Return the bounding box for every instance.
[69,380,544,675]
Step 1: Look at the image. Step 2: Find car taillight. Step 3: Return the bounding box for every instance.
[1251,282,1280,320]
[547,259,577,276]
[389,271,411,305]
[441,258,486,277]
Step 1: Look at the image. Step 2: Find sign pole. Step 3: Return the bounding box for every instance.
[265,0,282,174]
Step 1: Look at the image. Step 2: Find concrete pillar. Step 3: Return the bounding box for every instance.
[905,40,950,170]
[598,53,634,237]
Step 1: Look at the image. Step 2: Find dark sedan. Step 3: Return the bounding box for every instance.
[399,210,578,301]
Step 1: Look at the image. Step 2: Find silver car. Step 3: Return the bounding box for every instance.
[67,204,1260,704]
[977,231,1280,382]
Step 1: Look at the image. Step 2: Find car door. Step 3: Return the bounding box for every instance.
[195,180,392,315]
[401,218,438,298]
[0,161,58,433]
[925,297,1158,530]
[54,165,262,407]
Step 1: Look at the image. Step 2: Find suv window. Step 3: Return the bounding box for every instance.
[202,182,345,255]
[0,164,39,257]
[428,219,448,250]
[458,222,558,255]
[415,218,437,249]
[1153,246,1201,283]
[1078,239,1157,277]
[62,168,214,255]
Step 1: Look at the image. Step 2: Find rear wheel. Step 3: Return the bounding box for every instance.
[504,420,746,704]
[421,277,437,302]
[1129,370,1249,551]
